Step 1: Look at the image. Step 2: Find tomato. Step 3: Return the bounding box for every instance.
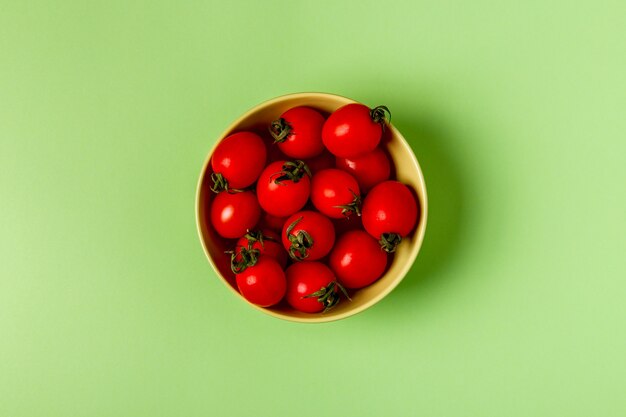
[322,103,390,158]
[304,149,335,175]
[211,131,267,192]
[361,181,419,252]
[335,148,391,193]
[231,230,288,272]
[210,191,260,239]
[282,211,335,261]
[310,169,361,219]
[235,256,286,307]
[269,106,325,159]
[285,262,348,313]
[258,211,288,233]
[256,160,311,217]
[329,230,388,289]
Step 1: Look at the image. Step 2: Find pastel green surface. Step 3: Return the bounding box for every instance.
[1,1,624,416]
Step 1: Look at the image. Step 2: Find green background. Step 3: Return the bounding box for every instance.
[1,1,625,415]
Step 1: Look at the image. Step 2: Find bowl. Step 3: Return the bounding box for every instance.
[195,93,428,322]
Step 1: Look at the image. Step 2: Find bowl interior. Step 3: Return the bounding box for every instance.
[196,93,427,322]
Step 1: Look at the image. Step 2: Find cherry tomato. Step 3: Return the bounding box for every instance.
[335,148,391,193]
[269,106,325,159]
[211,131,267,191]
[282,211,335,261]
[210,191,260,239]
[304,149,335,175]
[236,256,286,307]
[329,230,388,289]
[322,103,390,158]
[231,230,288,273]
[311,169,361,219]
[258,211,288,233]
[256,160,311,217]
[361,181,418,253]
[285,262,348,313]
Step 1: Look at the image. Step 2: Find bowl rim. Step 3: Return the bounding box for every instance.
[195,92,428,323]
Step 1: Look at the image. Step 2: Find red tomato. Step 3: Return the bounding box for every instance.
[335,148,391,193]
[236,256,286,307]
[361,181,418,253]
[269,106,325,159]
[329,230,388,289]
[256,160,311,217]
[210,191,260,239]
[304,150,335,175]
[258,211,288,233]
[231,230,288,272]
[310,169,361,219]
[285,262,348,313]
[322,103,390,158]
[211,131,267,191]
[282,211,335,261]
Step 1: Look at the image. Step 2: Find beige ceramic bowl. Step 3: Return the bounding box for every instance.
[196,93,427,322]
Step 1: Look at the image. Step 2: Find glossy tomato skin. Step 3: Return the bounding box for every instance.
[211,131,267,189]
[322,103,384,158]
[285,262,337,313]
[282,211,335,261]
[335,148,391,193]
[236,256,286,307]
[234,230,288,268]
[362,181,418,239]
[210,191,260,239]
[329,230,388,289]
[310,169,361,219]
[256,161,311,217]
[273,107,325,159]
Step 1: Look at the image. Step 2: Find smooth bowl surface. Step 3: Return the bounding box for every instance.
[196,93,428,323]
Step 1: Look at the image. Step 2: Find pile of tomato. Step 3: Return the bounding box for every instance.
[208,102,419,313]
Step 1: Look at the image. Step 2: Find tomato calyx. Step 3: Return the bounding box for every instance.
[226,246,259,274]
[269,118,292,143]
[226,230,277,274]
[242,230,276,248]
[379,232,402,253]
[270,160,312,185]
[369,105,391,127]
[285,216,313,260]
[210,172,244,194]
[333,189,362,218]
[303,281,351,313]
